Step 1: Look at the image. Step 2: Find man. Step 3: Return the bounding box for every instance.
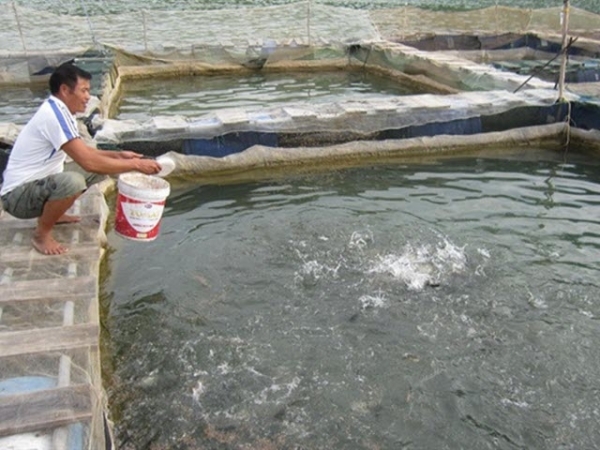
[0,62,162,255]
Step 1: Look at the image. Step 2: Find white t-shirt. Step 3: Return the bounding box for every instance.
[1,96,80,195]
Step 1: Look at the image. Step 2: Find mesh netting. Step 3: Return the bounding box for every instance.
[373,5,600,39]
[2,2,600,78]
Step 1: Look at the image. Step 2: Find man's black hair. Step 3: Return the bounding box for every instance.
[49,61,92,95]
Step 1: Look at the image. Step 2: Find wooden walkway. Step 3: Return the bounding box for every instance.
[0,183,111,449]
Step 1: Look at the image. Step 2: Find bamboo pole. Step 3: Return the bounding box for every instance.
[557,0,570,102]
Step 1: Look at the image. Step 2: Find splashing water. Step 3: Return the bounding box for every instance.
[348,230,374,251]
[359,291,388,310]
[292,229,468,292]
[368,237,467,290]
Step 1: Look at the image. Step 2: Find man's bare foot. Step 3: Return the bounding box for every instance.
[32,232,69,255]
[56,214,81,224]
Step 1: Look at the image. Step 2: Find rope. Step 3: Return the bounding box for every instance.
[563,99,572,159]
[512,37,578,94]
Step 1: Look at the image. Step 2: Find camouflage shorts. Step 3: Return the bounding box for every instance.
[1,164,106,219]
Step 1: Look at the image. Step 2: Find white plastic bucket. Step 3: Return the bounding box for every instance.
[115,173,170,241]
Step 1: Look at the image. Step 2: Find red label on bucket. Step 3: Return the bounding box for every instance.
[115,193,166,241]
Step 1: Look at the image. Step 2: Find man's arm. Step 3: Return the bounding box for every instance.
[62,138,161,175]
[96,149,145,160]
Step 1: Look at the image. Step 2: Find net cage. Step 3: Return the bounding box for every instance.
[2,2,600,80]
[1,2,600,450]
[1,1,600,146]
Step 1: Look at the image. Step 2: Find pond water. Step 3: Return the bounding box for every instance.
[101,147,600,449]
[0,55,108,125]
[0,85,48,125]
[116,71,427,121]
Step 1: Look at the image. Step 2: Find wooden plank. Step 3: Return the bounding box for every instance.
[0,276,97,303]
[0,324,99,357]
[87,345,107,449]
[0,384,92,437]
[0,293,95,306]
[0,217,37,229]
[0,243,101,262]
[0,217,102,233]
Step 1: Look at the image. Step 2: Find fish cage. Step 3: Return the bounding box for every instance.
[1,1,600,449]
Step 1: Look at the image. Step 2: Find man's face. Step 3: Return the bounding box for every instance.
[61,77,91,114]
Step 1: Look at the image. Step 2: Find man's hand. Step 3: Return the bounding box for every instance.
[135,158,162,175]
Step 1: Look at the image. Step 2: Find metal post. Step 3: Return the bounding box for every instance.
[557,0,570,102]
[143,10,148,52]
[52,264,77,450]
[306,0,312,46]
[403,2,408,41]
[495,0,498,36]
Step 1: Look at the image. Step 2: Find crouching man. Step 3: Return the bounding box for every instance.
[0,62,161,255]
